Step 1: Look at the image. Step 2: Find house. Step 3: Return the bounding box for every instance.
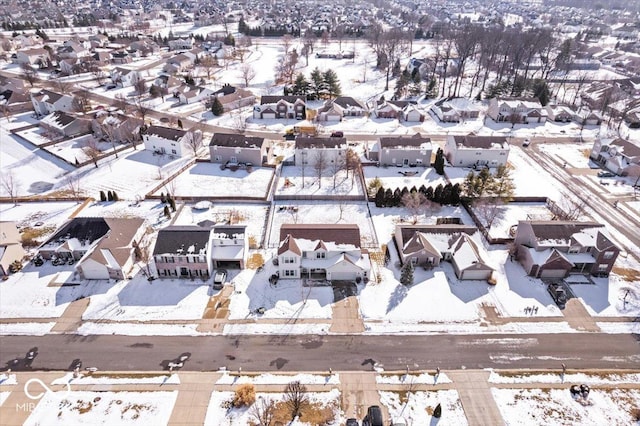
[277,224,371,282]
[88,33,109,48]
[38,217,145,280]
[30,89,75,116]
[110,67,142,88]
[40,112,92,137]
[487,97,548,124]
[294,136,347,167]
[208,84,256,112]
[394,224,494,280]
[254,95,306,119]
[209,133,266,165]
[111,51,132,65]
[445,135,510,168]
[92,111,143,144]
[372,99,404,119]
[367,134,432,166]
[589,138,640,176]
[210,225,248,269]
[169,37,195,51]
[514,221,620,278]
[573,107,602,126]
[151,226,212,279]
[545,104,574,123]
[164,53,195,73]
[316,96,367,121]
[402,103,425,122]
[14,48,50,67]
[0,222,26,276]
[142,125,202,157]
[173,84,213,105]
[431,98,480,123]
[152,75,182,97]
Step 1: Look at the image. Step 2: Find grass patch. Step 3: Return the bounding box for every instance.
[88,373,170,380]
[269,399,336,425]
[247,253,265,269]
[613,267,640,282]
[21,226,56,247]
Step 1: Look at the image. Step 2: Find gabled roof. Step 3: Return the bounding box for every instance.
[525,221,604,243]
[261,95,306,105]
[84,218,144,266]
[145,125,187,141]
[279,224,361,248]
[452,135,509,149]
[209,132,264,148]
[379,134,431,149]
[153,226,210,255]
[41,111,77,127]
[332,96,365,110]
[43,217,111,247]
[278,234,302,255]
[295,136,346,149]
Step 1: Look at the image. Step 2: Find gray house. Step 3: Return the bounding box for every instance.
[368,134,432,167]
[209,133,266,165]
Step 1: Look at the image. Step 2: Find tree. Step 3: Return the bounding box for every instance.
[309,67,324,100]
[198,55,218,82]
[82,137,102,168]
[63,174,82,198]
[284,381,308,420]
[132,75,147,97]
[345,148,360,185]
[99,190,106,202]
[0,170,20,205]
[323,69,341,98]
[239,63,256,87]
[20,63,37,87]
[434,403,442,418]
[163,205,172,219]
[434,148,445,175]
[211,97,224,116]
[72,89,91,113]
[402,191,430,223]
[474,198,503,229]
[464,168,493,198]
[313,151,327,188]
[491,164,515,201]
[52,78,73,94]
[400,261,414,286]
[281,34,293,56]
[183,130,203,157]
[368,177,383,198]
[133,98,151,123]
[375,186,385,207]
[330,152,346,189]
[107,190,113,201]
[91,67,107,85]
[291,73,310,96]
[381,28,409,91]
[250,396,275,426]
[168,197,176,212]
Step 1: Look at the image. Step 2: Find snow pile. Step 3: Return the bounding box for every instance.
[52,373,180,385]
[0,323,55,336]
[376,372,452,385]
[488,370,640,384]
[0,374,18,385]
[216,373,339,385]
[379,390,468,426]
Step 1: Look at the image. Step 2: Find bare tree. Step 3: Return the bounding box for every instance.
[20,63,38,87]
[250,397,275,426]
[91,66,107,85]
[330,153,346,189]
[0,170,20,205]
[82,137,102,167]
[239,63,256,87]
[132,74,147,98]
[133,98,151,123]
[114,93,129,113]
[282,34,293,56]
[401,192,431,224]
[313,150,327,188]
[381,28,409,91]
[52,78,73,94]
[284,381,308,420]
[72,89,91,113]
[551,194,588,221]
[474,198,503,229]
[183,130,204,157]
[345,148,360,186]
[63,173,83,198]
[98,119,120,158]
[1,103,11,122]
[198,55,218,82]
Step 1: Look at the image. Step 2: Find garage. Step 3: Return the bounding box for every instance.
[539,268,567,279]
[261,112,276,119]
[459,269,492,280]
[325,114,341,122]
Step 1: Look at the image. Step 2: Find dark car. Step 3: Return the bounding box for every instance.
[346,418,359,426]
[548,283,567,309]
[363,405,383,426]
[597,170,615,178]
[331,131,344,137]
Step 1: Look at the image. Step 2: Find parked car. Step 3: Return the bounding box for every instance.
[213,270,227,290]
[330,131,344,137]
[363,405,383,426]
[597,170,615,178]
[548,283,567,309]
[522,138,531,147]
[346,418,359,426]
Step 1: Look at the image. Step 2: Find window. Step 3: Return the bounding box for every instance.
[316,252,326,259]
[171,149,177,155]
[598,264,608,271]
[603,251,614,260]
[568,247,579,254]
[284,270,296,277]
[283,257,295,264]
[214,155,222,161]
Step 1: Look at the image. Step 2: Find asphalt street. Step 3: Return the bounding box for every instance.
[1,333,638,373]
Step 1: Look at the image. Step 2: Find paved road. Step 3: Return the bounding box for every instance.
[1,333,638,373]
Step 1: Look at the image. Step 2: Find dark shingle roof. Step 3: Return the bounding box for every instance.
[279,224,361,248]
[526,221,603,241]
[379,134,431,148]
[209,133,264,148]
[452,135,508,149]
[295,136,346,149]
[260,95,306,104]
[45,217,110,245]
[153,226,210,255]
[146,125,186,141]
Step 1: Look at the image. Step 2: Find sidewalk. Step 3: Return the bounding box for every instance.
[50,298,90,333]
[447,370,505,426]
[330,296,364,333]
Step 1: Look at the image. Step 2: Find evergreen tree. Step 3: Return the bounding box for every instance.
[451,183,462,205]
[177,119,183,129]
[375,187,385,207]
[112,191,119,201]
[322,69,341,98]
[400,261,414,286]
[434,403,442,418]
[211,97,224,116]
[392,188,402,207]
[160,192,166,203]
[291,73,310,96]
[168,197,176,212]
[107,190,113,201]
[425,186,434,200]
[418,185,428,196]
[394,69,411,99]
[163,205,171,219]
[433,184,444,204]
[409,71,422,97]
[384,188,394,207]
[400,186,409,199]
[533,79,551,106]
[434,148,445,175]
[441,183,453,205]
[99,190,106,202]
[492,164,516,201]
[309,67,324,100]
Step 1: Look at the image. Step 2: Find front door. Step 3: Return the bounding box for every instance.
[403,158,409,166]
[180,267,189,277]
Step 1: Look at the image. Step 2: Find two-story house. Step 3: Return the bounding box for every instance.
[294,136,347,167]
[545,104,574,123]
[590,138,640,176]
[173,84,213,105]
[14,48,50,68]
[277,224,371,282]
[142,125,202,157]
[152,226,212,279]
[208,84,256,112]
[30,89,75,116]
[394,224,494,280]
[367,134,432,167]
[210,225,248,269]
[253,96,307,120]
[514,221,620,278]
[487,97,548,124]
[209,133,266,165]
[110,67,142,88]
[444,135,510,168]
[431,98,481,123]
[169,37,195,51]
[0,222,26,277]
[316,96,367,121]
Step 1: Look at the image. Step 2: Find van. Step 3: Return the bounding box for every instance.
[363,405,383,426]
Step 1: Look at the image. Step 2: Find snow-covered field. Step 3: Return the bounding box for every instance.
[379,390,468,426]
[538,143,596,169]
[24,391,178,426]
[569,275,640,317]
[474,203,554,239]
[488,370,640,384]
[276,167,364,197]
[491,388,640,426]
[216,373,339,385]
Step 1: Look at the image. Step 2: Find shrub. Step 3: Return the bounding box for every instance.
[232,384,256,408]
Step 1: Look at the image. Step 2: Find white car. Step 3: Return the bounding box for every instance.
[522,138,531,147]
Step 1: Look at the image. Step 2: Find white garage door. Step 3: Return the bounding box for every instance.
[327,114,341,122]
[262,112,276,119]
[540,269,566,279]
[328,271,354,281]
[461,270,490,280]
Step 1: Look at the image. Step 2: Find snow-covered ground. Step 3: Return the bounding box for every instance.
[570,275,640,317]
[0,391,10,407]
[0,373,18,385]
[488,370,640,384]
[204,389,343,426]
[376,372,452,385]
[538,143,596,169]
[379,390,468,426]
[491,388,640,426]
[363,165,448,193]
[24,391,178,426]
[275,167,364,197]
[0,322,55,335]
[216,373,339,385]
[52,373,180,385]
[474,203,553,239]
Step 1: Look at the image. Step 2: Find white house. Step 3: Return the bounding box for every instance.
[589,138,640,176]
[142,125,203,157]
[168,37,195,51]
[110,67,142,88]
[431,98,481,123]
[316,96,367,121]
[445,135,510,168]
[487,97,547,124]
[30,89,75,116]
[367,134,432,167]
[277,224,371,282]
[294,136,347,167]
[210,225,248,269]
[14,48,50,67]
